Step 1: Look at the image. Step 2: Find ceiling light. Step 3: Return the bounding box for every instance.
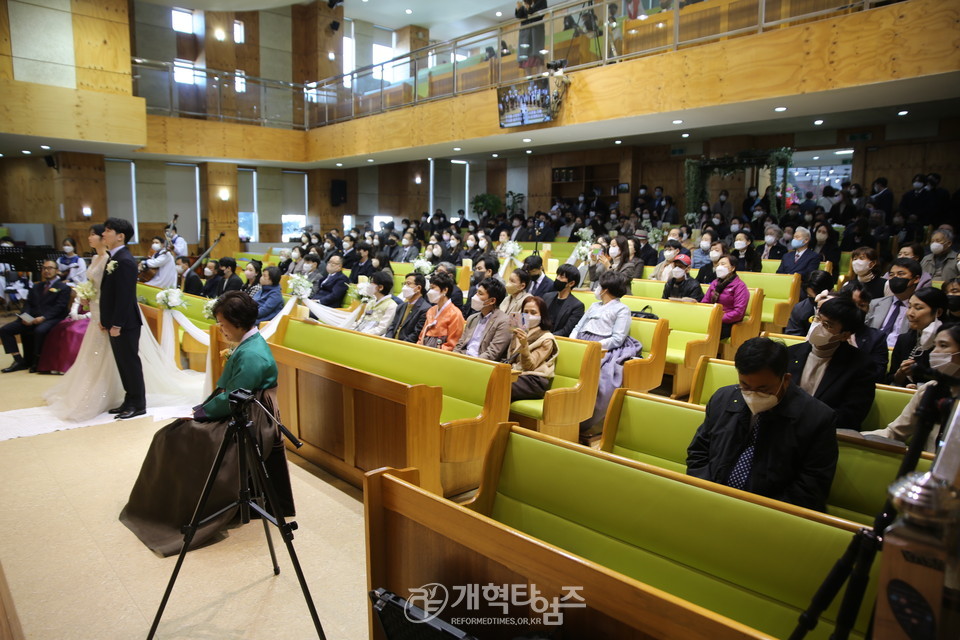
[367,158,375,162]
[813,119,824,126]
[0,154,4,158]
[526,149,532,154]
[450,160,467,165]
[328,51,336,60]
[539,49,549,55]
[21,150,31,155]
[774,106,787,112]
[672,119,683,124]
[491,153,498,158]
[405,9,412,15]
[614,140,622,145]
[335,162,343,167]
[812,156,820,160]
[898,110,909,116]
[496,11,502,17]
[829,169,834,174]
[414,176,421,184]
[453,147,461,151]
[834,149,854,155]
[681,133,690,138]
[40,145,51,150]
[522,138,532,143]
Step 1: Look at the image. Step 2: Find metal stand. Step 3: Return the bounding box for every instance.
[147,390,326,640]
[789,372,956,640]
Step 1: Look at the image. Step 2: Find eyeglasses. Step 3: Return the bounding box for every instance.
[812,315,838,332]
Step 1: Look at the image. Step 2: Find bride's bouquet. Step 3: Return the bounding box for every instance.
[496,240,522,260]
[156,288,187,310]
[287,273,313,299]
[74,280,97,303]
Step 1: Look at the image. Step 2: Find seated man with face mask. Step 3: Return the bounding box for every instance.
[786,296,876,430]
[453,277,511,361]
[686,337,838,512]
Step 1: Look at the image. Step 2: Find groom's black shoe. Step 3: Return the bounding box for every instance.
[116,407,146,420]
[1,360,27,373]
[108,405,127,414]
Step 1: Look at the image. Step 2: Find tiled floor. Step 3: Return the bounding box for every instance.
[0,371,368,639]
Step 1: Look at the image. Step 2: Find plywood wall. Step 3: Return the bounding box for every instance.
[199,162,239,258]
[0,0,12,80]
[0,157,57,226]
[71,0,132,95]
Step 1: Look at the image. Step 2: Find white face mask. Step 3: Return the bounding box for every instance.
[663,249,677,261]
[709,250,721,262]
[740,379,783,415]
[62,245,74,253]
[816,232,829,243]
[399,237,409,246]
[852,259,872,275]
[929,351,960,377]
[700,240,711,251]
[448,239,458,248]
[525,315,541,329]
[343,242,352,250]
[470,293,485,311]
[427,288,442,304]
[729,224,741,233]
[594,288,604,301]
[719,195,727,202]
[302,263,314,273]
[931,242,945,255]
[712,217,721,225]
[176,264,186,275]
[609,245,621,258]
[204,267,214,277]
[400,285,415,300]
[479,239,488,249]
[151,243,162,252]
[432,247,442,257]
[671,266,686,280]
[715,265,730,279]
[324,242,332,250]
[764,235,776,246]
[808,322,841,350]
[701,205,709,212]
[466,239,476,248]
[733,240,748,251]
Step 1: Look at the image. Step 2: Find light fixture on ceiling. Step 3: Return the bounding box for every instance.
[526,149,532,154]
[450,160,468,165]
[0,154,4,158]
[898,110,909,116]
[834,149,854,155]
[774,106,787,112]
[367,158,375,162]
[21,150,31,155]
[414,176,422,184]
[812,156,820,160]
[813,119,824,126]
[681,133,690,138]
[335,162,343,167]
[496,11,502,17]
[672,119,683,124]
[453,147,461,151]
[491,153,499,158]
[40,145,51,150]
[522,138,532,143]
[614,140,622,145]
[405,9,412,15]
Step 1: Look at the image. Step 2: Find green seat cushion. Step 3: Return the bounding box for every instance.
[510,398,543,420]
[440,396,484,424]
[491,433,873,639]
[861,387,914,432]
[611,395,702,473]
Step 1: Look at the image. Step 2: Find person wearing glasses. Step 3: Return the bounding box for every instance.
[0,260,71,373]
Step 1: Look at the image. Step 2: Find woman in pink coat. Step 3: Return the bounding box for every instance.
[703,254,749,340]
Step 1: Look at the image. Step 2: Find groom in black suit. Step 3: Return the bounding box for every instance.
[101,217,146,419]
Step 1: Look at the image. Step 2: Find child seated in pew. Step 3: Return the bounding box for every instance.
[507,295,558,401]
[571,271,641,438]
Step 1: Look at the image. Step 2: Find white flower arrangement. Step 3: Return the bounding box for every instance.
[106,260,118,274]
[74,280,97,303]
[413,258,434,275]
[287,273,313,299]
[497,240,522,260]
[202,297,218,320]
[572,242,592,262]
[684,212,700,226]
[575,227,595,243]
[156,287,186,310]
[640,221,665,245]
[354,279,374,305]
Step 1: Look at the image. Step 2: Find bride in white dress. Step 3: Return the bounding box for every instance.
[43,225,204,422]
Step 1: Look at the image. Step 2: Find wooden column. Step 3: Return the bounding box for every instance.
[52,152,107,252]
[307,167,356,233]
[292,1,344,127]
[203,11,238,120]
[199,162,239,258]
[0,0,13,80]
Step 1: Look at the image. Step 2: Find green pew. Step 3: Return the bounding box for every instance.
[464,425,875,640]
[641,265,701,279]
[572,292,722,398]
[599,389,933,527]
[738,271,800,329]
[270,317,511,496]
[761,260,832,274]
[510,336,601,442]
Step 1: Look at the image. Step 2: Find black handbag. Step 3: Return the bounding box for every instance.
[630,305,658,320]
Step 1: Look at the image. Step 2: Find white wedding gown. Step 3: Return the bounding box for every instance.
[42,253,204,422]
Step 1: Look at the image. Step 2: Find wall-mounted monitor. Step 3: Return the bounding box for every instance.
[497,78,552,128]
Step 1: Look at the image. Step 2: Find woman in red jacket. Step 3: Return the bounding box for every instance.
[703,255,749,340]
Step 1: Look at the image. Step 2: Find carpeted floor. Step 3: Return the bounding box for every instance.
[0,369,368,640]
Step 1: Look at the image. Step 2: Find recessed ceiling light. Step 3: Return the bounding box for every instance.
[522,138,532,143]
[405,8,412,15]
[491,153,499,158]
[539,49,549,55]
[812,156,820,160]
[335,162,343,167]
[774,106,787,112]
[898,110,909,116]
[681,133,690,138]
[672,119,683,124]
[813,119,824,126]
[526,149,532,154]
[0,154,4,158]
[21,150,31,155]
[453,147,461,151]
[496,11,502,17]
[834,149,854,155]
[367,158,374,162]
[614,140,622,145]
[40,145,51,150]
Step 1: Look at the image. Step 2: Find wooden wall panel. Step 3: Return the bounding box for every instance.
[308,167,357,233]
[377,161,428,217]
[485,158,507,200]
[0,0,11,81]
[258,222,282,243]
[140,115,306,164]
[199,162,239,258]
[72,0,132,95]
[527,155,552,214]
[52,152,107,251]
[0,158,57,227]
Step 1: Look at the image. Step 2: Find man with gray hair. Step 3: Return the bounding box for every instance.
[777,225,821,276]
[920,228,959,281]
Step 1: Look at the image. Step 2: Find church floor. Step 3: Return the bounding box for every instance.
[0,370,368,640]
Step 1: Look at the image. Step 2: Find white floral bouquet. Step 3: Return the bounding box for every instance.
[497,240,521,260]
[575,227,594,243]
[287,273,313,298]
[413,257,434,275]
[202,297,218,319]
[572,242,593,262]
[354,278,374,304]
[156,288,186,310]
[74,280,97,303]
[640,221,665,245]
[684,212,700,226]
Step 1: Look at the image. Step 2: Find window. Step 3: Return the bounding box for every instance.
[282,215,307,239]
[372,43,394,81]
[342,215,353,232]
[174,59,196,85]
[171,8,193,34]
[235,70,246,93]
[342,36,355,88]
[373,215,393,231]
[282,171,308,240]
[233,20,245,44]
[238,169,257,242]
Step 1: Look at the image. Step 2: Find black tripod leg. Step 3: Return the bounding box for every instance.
[830,532,881,640]
[789,531,865,640]
[244,437,280,575]
[147,422,237,640]
[244,432,326,640]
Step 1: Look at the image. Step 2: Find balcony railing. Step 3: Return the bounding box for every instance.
[131,0,894,131]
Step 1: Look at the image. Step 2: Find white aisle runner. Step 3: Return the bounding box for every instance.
[0,402,194,441]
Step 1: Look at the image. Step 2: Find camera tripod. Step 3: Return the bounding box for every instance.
[789,369,958,640]
[147,390,326,639]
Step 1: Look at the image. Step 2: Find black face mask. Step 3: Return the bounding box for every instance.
[470,272,484,286]
[948,295,960,312]
[553,279,567,292]
[888,277,911,295]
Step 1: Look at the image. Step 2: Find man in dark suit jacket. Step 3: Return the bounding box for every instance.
[634,230,659,267]
[217,257,244,295]
[777,227,821,276]
[786,297,876,430]
[100,218,146,419]
[176,257,203,296]
[1,260,72,373]
[542,264,585,337]
[523,255,553,299]
[687,337,837,512]
[463,255,501,319]
[387,273,432,342]
[310,255,349,308]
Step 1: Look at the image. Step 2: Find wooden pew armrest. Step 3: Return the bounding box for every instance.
[683,338,715,370]
[541,384,585,423]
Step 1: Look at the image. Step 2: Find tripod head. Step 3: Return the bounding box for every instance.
[228,388,303,449]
